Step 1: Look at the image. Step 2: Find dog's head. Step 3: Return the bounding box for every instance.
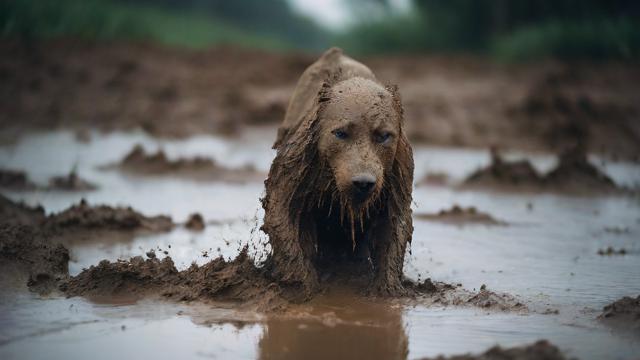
[316,77,399,209]
[268,75,412,229]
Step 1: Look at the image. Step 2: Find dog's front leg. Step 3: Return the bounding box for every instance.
[370,214,410,296]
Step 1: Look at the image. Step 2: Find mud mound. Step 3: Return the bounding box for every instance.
[0,224,69,294]
[0,194,45,226]
[419,340,568,360]
[463,148,544,190]
[417,172,450,186]
[544,145,618,193]
[107,144,264,183]
[415,205,506,226]
[598,295,640,332]
[45,199,173,232]
[185,213,205,231]
[63,248,284,311]
[463,146,621,195]
[0,169,37,190]
[47,169,97,191]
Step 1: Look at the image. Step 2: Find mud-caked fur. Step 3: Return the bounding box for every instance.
[262,48,414,300]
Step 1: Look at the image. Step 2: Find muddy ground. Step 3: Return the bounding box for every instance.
[1,40,639,158]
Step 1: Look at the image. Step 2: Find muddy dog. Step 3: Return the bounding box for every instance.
[262,48,414,300]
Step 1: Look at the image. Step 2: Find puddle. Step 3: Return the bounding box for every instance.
[1,130,639,359]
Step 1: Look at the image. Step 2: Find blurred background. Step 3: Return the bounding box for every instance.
[1,0,639,156]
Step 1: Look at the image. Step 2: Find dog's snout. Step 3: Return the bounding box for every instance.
[352,174,376,195]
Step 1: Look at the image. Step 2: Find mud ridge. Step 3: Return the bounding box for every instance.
[462,146,622,195]
[47,169,98,191]
[415,205,506,226]
[104,144,264,183]
[598,295,640,332]
[418,340,569,360]
[44,198,173,232]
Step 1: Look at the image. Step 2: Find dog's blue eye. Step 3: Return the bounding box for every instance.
[333,130,348,140]
[375,132,391,143]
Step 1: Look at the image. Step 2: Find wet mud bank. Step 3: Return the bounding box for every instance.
[102,144,264,183]
[419,340,569,360]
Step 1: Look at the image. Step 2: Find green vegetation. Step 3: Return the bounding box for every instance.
[336,0,640,60]
[2,0,639,60]
[0,0,297,50]
[492,18,640,61]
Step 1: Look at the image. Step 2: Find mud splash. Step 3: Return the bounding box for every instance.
[419,340,568,360]
[599,295,640,332]
[463,146,622,195]
[104,144,264,183]
[415,205,506,226]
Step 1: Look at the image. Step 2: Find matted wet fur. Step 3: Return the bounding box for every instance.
[262,48,414,300]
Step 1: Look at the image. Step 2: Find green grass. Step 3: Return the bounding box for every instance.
[0,0,289,50]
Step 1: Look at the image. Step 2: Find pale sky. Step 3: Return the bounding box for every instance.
[288,0,411,30]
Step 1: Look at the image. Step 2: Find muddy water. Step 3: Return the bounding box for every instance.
[1,129,639,359]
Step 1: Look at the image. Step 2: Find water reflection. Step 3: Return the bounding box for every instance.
[259,291,408,359]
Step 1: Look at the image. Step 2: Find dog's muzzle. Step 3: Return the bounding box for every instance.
[351,174,376,201]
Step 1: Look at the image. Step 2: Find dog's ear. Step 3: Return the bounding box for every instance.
[264,81,332,223]
[385,84,414,218]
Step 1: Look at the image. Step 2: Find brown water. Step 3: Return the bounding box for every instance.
[1,129,639,359]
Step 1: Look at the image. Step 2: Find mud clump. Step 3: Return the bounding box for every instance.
[597,247,627,256]
[47,169,98,191]
[463,146,621,195]
[419,340,568,360]
[598,295,640,332]
[107,144,264,183]
[45,199,173,232]
[415,205,506,226]
[63,248,285,311]
[0,224,69,294]
[185,213,205,231]
[0,169,37,190]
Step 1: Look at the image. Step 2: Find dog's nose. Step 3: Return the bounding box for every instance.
[352,174,376,195]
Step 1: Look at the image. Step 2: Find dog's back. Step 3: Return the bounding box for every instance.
[275,47,376,148]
